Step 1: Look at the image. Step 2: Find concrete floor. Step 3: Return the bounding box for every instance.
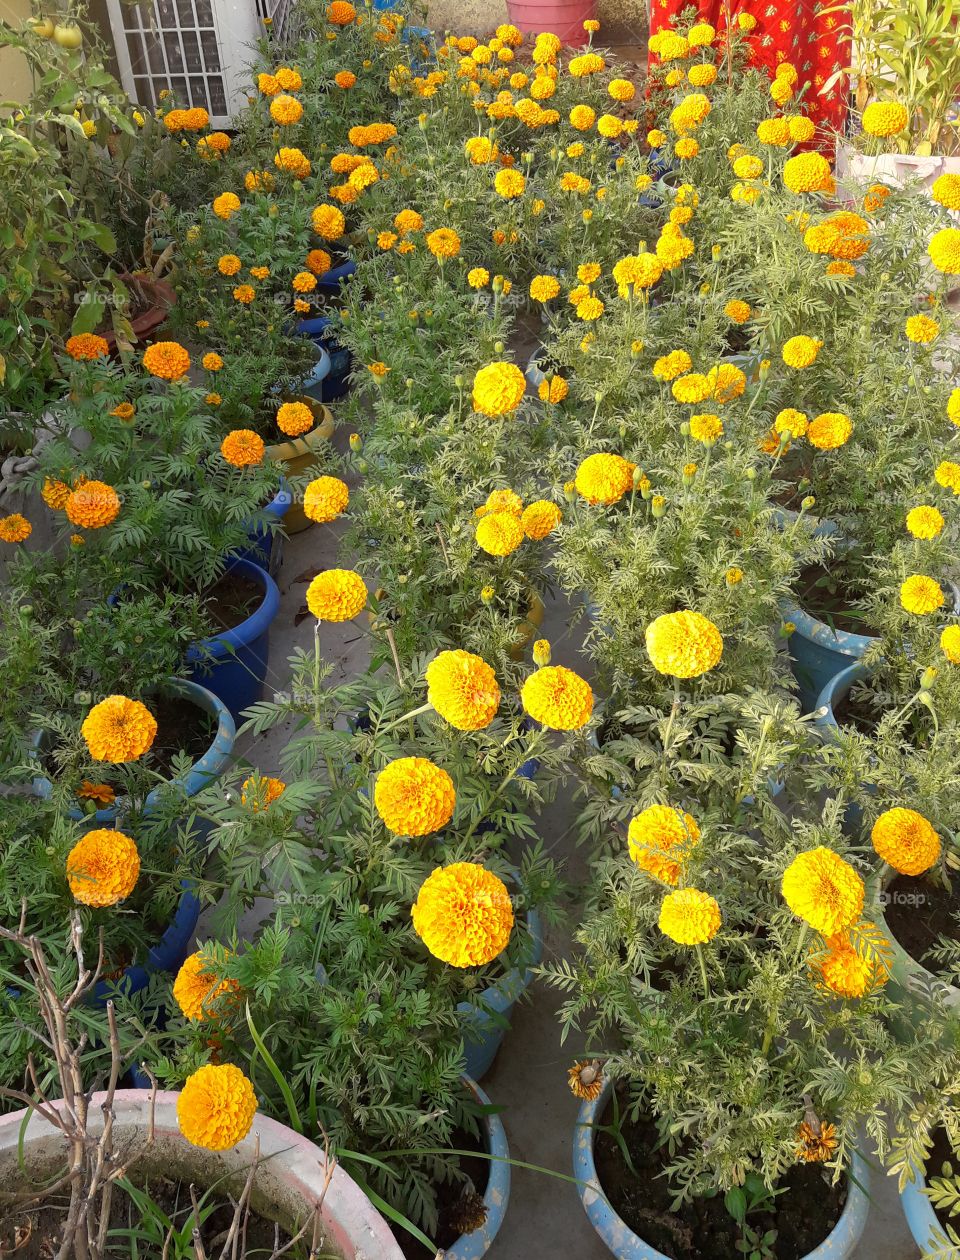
[220,418,923,1259]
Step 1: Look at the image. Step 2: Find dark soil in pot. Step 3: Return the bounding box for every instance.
[392,1124,490,1259]
[593,1089,847,1260]
[147,690,216,777]
[1,1176,291,1259]
[200,571,262,631]
[885,873,960,972]
[795,563,869,636]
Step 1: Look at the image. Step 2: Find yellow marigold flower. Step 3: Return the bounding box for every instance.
[240,775,286,809]
[782,334,823,368]
[538,376,568,405]
[82,695,157,762]
[936,460,960,493]
[291,271,317,294]
[111,402,135,420]
[906,505,944,540]
[770,78,792,106]
[244,168,275,192]
[143,340,190,380]
[656,231,695,269]
[578,261,601,284]
[775,408,808,440]
[475,511,523,556]
[948,388,960,427]
[900,574,944,615]
[77,780,116,807]
[781,847,864,935]
[412,862,513,967]
[928,228,960,275]
[221,429,264,467]
[757,117,791,147]
[65,481,120,529]
[177,1063,257,1151]
[783,151,833,194]
[932,173,960,212]
[42,478,71,510]
[205,392,222,405]
[306,569,367,622]
[688,21,715,46]
[575,452,636,505]
[628,805,700,885]
[312,203,346,241]
[202,352,224,372]
[808,412,852,450]
[862,100,908,137]
[568,104,597,132]
[472,361,526,416]
[426,650,500,730]
[656,33,689,62]
[477,489,523,518]
[671,372,712,404]
[658,888,720,945]
[608,77,635,102]
[653,350,692,381]
[647,128,667,147]
[521,665,593,730]
[494,168,525,198]
[521,500,561,539]
[467,267,489,289]
[426,227,461,259]
[871,807,941,875]
[302,476,349,525]
[738,11,756,28]
[269,93,303,125]
[687,63,717,87]
[257,72,280,95]
[530,274,561,302]
[689,412,722,445]
[276,401,314,436]
[65,332,109,360]
[724,299,751,324]
[789,116,816,143]
[67,828,140,907]
[733,154,763,180]
[646,610,723,678]
[826,260,856,277]
[173,950,240,1021]
[367,361,390,377]
[905,314,940,344]
[576,296,604,321]
[612,253,663,291]
[375,757,455,836]
[941,624,960,663]
[212,192,241,220]
[675,137,699,159]
[596,113,622,139]
[569,52,604,77]
[274,147,311,178]
[233,284,255,304]
[249,265,270,281]
[0,514,31,543]
[560,171,591,193]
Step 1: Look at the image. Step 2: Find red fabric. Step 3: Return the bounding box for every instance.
[648,1,849,138]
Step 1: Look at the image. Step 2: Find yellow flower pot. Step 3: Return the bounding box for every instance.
[264,400,335,534]
[508,591,545,662]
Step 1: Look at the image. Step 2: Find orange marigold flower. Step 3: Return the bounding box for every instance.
[327,0,356,22]
[335,70,357,88]
[202,352,224,371]
[426,227,461,259]
[221,429,265,467]
[412,862,513,967]
[77,780,116,807]
[269,93,303,125]
[781,847,864,935]
[173,949,240,1021]
[628,805,700,885]
[303,476,349,523]
[143,340,191,380]
[871,807,941,875]
[306,569,367,621]
[311,203,346,240]
[426,649,500,730]
[82,695,157,762]
[65,481,120,529]
[177,1063,257,1150]
[521,665,593,730]
[42,477,80,512]
[67,828,140,907]
[276,400,314,436]
[111,402,135,420]
[65,333,109,360]
[521,500,562,539]
[375,757,456,836]
[240,775,286,810]
[306,249,332,275]
[233,284,255,304]
[217,254,241,276]
[212,192,241,220]
[0,514,31,543]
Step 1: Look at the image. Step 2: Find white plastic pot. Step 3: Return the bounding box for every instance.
[0,1089,404,1260]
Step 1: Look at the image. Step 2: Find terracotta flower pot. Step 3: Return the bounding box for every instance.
[100,273,176,353]
[0,1089,404,1260]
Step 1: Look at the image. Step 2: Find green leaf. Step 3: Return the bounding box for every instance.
[71,296,105,335]
[90,224,117,253]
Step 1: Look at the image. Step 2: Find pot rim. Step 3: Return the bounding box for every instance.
[573,1078,870,1260]
[446,1075,510,1260]
[187,558,281,663]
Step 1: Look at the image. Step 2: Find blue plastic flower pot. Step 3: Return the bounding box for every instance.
[296,314,353,403]
[187,558,281,724]
[228,478,292,576]
[445,1076,510,1260]
[31,678,236,828]
[93,880,201,1005]
[574,1080,871,1259]
[459,908,543,1081]
[780,598,876,717]
[901,1161,947,1253]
